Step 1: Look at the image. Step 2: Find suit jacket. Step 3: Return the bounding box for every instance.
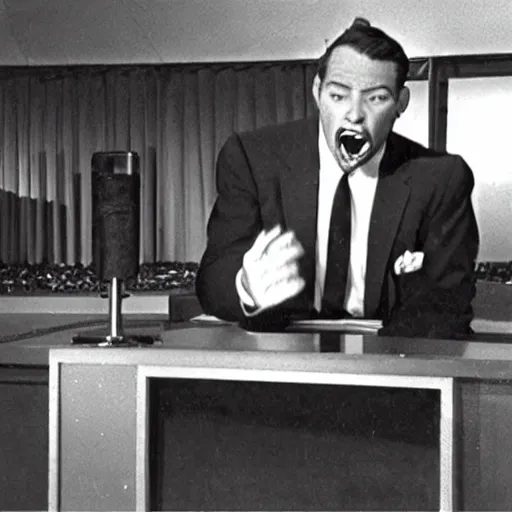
[196,117,479,338]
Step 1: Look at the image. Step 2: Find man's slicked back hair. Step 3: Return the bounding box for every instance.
[317,17,410,91]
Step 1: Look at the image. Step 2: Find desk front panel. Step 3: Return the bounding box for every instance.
[48,326,512,511]
[50,360,454,511]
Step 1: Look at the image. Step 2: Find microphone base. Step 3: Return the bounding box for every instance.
[71,333,161,347]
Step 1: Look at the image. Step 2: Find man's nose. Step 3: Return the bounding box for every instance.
[345,99,365,123]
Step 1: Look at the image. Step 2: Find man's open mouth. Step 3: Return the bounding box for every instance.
[337,130,371,160]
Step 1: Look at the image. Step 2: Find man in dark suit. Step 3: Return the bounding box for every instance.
[196,18,479,338]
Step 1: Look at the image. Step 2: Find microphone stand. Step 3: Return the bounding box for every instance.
[71,277,158,346]
[105,277,126,344]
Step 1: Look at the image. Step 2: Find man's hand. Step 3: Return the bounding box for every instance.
[240,225,306,309]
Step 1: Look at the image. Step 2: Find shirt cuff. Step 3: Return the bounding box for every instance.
[235,268,265,317]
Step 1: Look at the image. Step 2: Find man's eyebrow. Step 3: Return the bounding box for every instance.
[325,81,394,94]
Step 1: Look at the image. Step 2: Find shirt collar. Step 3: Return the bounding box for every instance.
[318,121,386,179]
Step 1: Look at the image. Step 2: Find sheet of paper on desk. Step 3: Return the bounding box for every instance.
[190,314,236,325]
[190,314,382,333]
[290,318,382,334]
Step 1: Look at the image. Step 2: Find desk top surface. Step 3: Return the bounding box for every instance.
[1,313,512,380]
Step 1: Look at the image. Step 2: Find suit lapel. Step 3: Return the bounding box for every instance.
[364,133,412,317]
[280,118,319,303]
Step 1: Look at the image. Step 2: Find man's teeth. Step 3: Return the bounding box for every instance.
[338,130,370,158]
[341,131,364,139]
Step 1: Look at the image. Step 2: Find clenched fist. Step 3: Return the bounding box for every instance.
[240,225,305,310]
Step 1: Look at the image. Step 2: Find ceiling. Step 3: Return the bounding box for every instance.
[0,0,510,66]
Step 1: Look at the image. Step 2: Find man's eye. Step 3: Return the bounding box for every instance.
[368,94,390,103]
[330,93,346,102]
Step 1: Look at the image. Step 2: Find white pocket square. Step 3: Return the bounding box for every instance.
[394,250,424,275]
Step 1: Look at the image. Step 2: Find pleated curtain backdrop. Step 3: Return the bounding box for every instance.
[0,62,317,265]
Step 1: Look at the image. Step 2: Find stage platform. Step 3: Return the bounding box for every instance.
[0,286,201,322]
[0,280,511,337]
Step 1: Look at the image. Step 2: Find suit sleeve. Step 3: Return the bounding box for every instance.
[195,133,262,321]
[194,133,295,331]
[380,156,480,339]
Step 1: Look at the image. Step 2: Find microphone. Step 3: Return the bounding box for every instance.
[91,151,140,283]
[72,151,157,346]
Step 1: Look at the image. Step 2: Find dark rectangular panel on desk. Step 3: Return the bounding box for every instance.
[0,369,48,510]
[149,379,440,511]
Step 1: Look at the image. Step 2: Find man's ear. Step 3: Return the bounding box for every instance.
[312,74,321,107]
[396,86,410,118]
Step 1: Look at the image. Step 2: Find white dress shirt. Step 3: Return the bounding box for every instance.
[314,123,384,317]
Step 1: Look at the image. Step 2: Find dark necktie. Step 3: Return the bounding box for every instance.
[321,172,351,317]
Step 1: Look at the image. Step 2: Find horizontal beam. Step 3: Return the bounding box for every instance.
[432,53,512,79]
